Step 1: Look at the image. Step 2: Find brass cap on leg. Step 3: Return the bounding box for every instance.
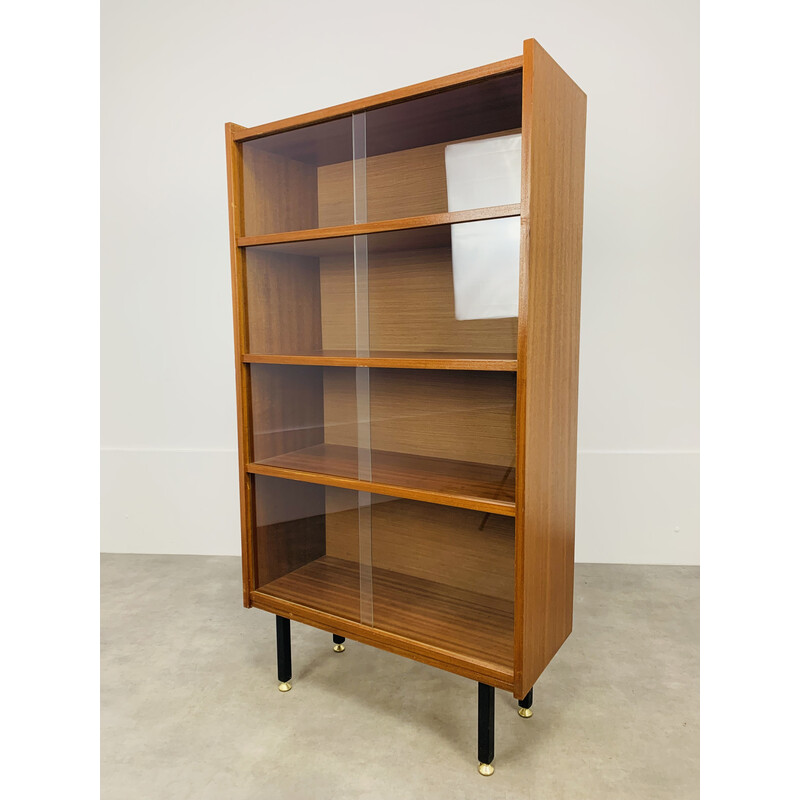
[333,643,345,653]
[478,763,495,777]
[518,707,533,718]
[278,681,292,692]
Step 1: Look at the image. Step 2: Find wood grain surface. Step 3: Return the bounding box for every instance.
[317,129,519,227]
[241,146,318,235]
[237,205,519,247]
[257,556,514,675]
[319,247,518,355]
[249,442,515,514]
[250,364,324,461]
[244,249,322,354]
[514,39,586,697]
[322,368,516,467]
[324,491,515,600]
[242,351,517,371]
[225,122,256,607]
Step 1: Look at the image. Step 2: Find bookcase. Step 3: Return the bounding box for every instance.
[225,38,586,775]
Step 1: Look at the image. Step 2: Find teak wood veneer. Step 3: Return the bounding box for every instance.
[225,38,586,775]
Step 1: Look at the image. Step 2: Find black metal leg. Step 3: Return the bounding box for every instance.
[332,633,345,652]
[276,616,292,691]
[478,682,495,775]
[518,687,533,717]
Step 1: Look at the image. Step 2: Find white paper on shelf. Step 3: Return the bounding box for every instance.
[444,133,522,212]
[444,134,521,321]
[449,217,520,321]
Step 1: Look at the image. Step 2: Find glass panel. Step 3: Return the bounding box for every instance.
[240,71,521,236]
[352,113,368,225]
[253,476,514,672]
[241,115,354,236]
[351,108,373,617]
[363,70,522,222]
[357,489,373,625]
[369,493,514,672]
[253,475,362,622]
[249,364,516,508]
[243,218,519,359]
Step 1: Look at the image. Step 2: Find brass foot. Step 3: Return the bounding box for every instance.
[518,707,533,718]
[333,643,345,653]
[478,763,495,777]
[278,681,292,692]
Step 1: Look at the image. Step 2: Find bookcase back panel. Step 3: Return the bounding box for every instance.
[317,141,446,227]
[317,128,521,228]
[244,217,519,358]
[324,488,515,601]
[244,218,519,358]
[319,246,517,354]
[322,367,516,467]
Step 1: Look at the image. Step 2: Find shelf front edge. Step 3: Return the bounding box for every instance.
[242,353,518,371]
[236,205,521,248]
[245,462,516,517]
[249,591,515,690]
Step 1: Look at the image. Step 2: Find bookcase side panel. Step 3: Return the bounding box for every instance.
[514,40,587,695]
[226,122,256,607]
[242,146,319,235]
[245,249,323,354]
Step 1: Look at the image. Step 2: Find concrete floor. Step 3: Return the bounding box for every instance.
[101,555,699,799]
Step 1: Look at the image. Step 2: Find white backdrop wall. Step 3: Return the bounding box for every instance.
[101,0,699,564]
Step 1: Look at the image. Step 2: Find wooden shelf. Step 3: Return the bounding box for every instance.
[243,351,517,371]
[240,224,453,257]
[237,205,520,249]
[247,443,515,516]
[255,556,514,675]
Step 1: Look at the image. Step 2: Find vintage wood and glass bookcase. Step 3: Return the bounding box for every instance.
[225,38,586,775]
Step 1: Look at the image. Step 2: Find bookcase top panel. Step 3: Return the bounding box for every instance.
[231,55,522,143]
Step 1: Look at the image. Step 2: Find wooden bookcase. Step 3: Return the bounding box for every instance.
[225,38,586,775]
